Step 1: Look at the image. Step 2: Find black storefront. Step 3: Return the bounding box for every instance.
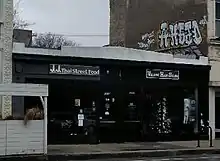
[12,53,210,144]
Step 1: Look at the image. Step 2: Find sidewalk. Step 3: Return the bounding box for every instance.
[1,140,220,161]
[47,140,220,160]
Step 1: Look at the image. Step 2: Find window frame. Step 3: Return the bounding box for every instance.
[216,0,220,37]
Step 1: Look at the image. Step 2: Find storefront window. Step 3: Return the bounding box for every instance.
[149,96,171,134]
[146,87,198,137]
[181,88,200,136]
[84,101,96,120]
[100,92,114,121]
[183,97,196,125]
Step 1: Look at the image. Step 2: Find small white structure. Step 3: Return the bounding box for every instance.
[0,83,48,156]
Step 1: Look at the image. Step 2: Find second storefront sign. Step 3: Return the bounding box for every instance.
[146,69,179,80]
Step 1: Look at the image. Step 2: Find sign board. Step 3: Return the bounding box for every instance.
[146,69,179,80]
[49,64,100,77]
[78,114,84,127]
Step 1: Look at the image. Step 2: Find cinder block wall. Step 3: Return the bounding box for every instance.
[1,0,13,118]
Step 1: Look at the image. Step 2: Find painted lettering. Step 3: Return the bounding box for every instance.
[169,24,178,46]
[178,22,185,45]
[158,20,203,48]
[192,20,202,45]
[199,16,207,26]
[184,21,192,45]
[138,31,155,49]
[159,22,169,48]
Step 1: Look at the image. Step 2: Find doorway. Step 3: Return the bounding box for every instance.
[98,82,123,142]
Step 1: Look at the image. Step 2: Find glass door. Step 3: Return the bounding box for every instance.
[123,86,142,142]
[71,80,100,144]
[99,82,124,143]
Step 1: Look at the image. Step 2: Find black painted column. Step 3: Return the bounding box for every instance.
[195,87,201,147]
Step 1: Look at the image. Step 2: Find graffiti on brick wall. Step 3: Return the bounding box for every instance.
[138,31,155,50]
[158,20,202,48]
[199,15,208,26]
[158,16,207,50]
[138,16,207,50]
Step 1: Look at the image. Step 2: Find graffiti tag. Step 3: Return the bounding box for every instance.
[158,20,202,49]
[199,16,207,26]
[138,31,155,49]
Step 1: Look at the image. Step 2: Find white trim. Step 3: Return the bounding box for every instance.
[13,42,209,66]
[209,87,216,140]
[43,97,47,155]
[0,83,48,96]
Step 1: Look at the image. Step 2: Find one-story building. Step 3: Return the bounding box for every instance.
[12,42,210,144]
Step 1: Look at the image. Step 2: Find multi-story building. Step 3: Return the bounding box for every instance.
[0,0,13,119]
[110,0,220,140]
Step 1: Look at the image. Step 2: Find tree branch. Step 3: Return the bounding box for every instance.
[32,32,79,49]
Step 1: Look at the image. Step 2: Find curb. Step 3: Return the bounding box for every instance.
[1,149,220,160]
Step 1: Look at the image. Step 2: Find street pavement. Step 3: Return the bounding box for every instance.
[77,155,220,161]
[47,141,220,160]
[48,141,215,154]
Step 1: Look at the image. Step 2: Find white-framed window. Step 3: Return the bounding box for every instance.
[216,0,220,37]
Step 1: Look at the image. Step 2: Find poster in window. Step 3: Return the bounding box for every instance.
[183,98,196,124]
[75,99,80,107]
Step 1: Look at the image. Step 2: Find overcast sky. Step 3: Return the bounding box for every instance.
[15,0,109,46]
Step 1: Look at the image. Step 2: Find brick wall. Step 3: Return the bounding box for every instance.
[109,0,128,46]
[110,0,208,56]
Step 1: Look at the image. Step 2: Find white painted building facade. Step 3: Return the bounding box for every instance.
[207,0,220,140]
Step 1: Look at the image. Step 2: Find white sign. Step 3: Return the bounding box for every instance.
[49,64,100,77]
[78,114,84,127]
[78,120,83,127]
[146,69,179,80]
[78,114,84,120]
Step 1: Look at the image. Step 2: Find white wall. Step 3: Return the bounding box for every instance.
[207,0,220,84]
[207,0,220,139]
[207,0,215,40]
[0,120,45,156]
[209,87,216,140]
[208,37,220,84]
